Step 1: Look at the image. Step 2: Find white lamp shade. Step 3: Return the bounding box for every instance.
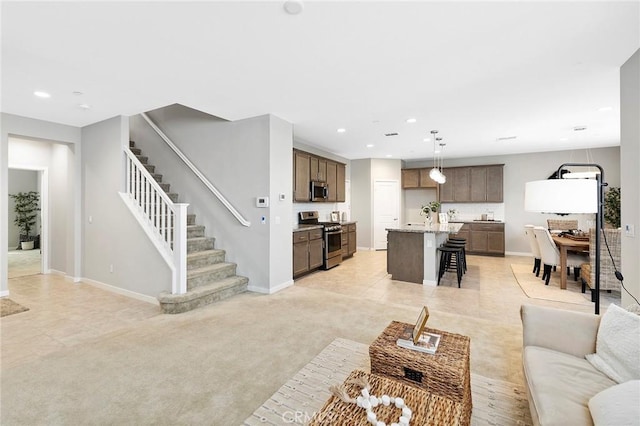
[524,179,597,214]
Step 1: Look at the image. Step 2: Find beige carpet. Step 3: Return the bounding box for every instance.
[511,263,620,307]
[245,338,532,426]
[0,298,29,317]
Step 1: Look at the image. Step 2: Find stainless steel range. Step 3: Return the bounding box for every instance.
[299,211,343,270]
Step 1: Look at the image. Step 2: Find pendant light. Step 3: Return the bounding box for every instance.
[429,130,447,184]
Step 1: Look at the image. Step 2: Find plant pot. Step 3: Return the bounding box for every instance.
[21,240,34,250]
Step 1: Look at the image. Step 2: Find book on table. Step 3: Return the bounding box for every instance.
[397,326,441,354]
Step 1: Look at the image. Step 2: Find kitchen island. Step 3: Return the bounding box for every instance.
[386,223,464,286]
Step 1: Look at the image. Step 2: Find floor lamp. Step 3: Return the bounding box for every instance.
[524,163,605,315]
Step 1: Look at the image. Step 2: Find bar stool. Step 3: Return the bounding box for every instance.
[437,246,464,288]
[443,240,467,273]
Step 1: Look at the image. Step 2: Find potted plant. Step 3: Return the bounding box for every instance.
[604,187,620,228]
[9,191,40,250]
[420,201,441,225]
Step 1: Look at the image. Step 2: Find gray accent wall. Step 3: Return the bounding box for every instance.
[404,146,620,255]
[82,116,171,297]
[620,49,639,307]
[129,104,293,293]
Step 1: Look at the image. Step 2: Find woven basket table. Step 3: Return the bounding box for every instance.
[369,321,472,425]
[308,370,467,426]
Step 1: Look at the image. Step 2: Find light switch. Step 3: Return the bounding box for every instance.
[624,224,635,237]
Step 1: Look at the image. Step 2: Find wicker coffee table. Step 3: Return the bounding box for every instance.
[308,370,467,426]
[369,321,472,425]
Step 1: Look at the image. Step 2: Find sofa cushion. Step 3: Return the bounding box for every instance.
[524,346,616,426]
[588,380,640,426]
[585,304,640,383]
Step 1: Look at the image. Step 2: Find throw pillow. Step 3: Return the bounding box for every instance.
[588,380,640,426]
[585,304,640,383]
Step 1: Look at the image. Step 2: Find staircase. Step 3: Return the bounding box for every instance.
[128,141,249,314]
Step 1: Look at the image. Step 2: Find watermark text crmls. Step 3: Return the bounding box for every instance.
[281,410,316,423]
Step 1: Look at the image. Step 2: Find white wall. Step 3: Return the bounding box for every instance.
[7,169,39,248]
[82,116,171,298]
[620,49,639,307]
[130,104,293,293]
[1,113,81,295]
[405,146,620,255]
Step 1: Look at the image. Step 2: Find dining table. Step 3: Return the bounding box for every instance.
[551,235,590,290]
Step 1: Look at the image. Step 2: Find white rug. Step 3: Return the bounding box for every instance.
[244,338,532,426]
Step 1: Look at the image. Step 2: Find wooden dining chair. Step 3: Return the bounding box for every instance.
[532,226,587,285]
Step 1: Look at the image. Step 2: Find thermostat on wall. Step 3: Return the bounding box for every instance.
[256,197,269,208]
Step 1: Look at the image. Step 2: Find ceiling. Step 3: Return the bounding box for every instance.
[2,1,639,161]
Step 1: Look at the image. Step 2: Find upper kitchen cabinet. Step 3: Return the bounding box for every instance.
[439,165,503,203]
[293,149,347,203]
[293,150,311,202]
[401,168,437,189]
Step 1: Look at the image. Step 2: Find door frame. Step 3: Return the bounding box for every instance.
[7,165,49,275]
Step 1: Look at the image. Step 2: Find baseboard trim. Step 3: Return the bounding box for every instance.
[505,251,531,257]
[248,279,294,295]
[81,277,160,305]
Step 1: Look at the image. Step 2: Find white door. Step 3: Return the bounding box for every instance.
[373,180,400,250]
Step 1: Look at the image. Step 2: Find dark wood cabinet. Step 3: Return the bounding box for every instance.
[293,228,324,277]
[467,222,504,256]
[341,223,357,258]
[438,165,503,203]
[326,161,337,202]
[293,149,347,203]
[402,168,437,189]
[293,151,311,202]
[336,163,346,202]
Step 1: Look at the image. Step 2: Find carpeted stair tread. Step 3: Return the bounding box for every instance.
[187,263,237,287]
[158,276,249,314]
[136,155,148,164]
[187,237,215,253]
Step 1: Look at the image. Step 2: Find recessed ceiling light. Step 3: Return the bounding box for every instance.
[72,91,84,96]
[283,0,304,15]
[560,137,569,141]
[337,128,346,133]
[598,106,613,112]
[34,91,51,98]
[366,144,374,148]
[573,126,587,131]
[386,154,393,158]
[406,118,417,124]
[496,136,517,141]
[78,103,91,110]
[423,138,431,142]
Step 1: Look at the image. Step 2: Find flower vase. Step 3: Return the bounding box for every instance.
[425,215,433,226]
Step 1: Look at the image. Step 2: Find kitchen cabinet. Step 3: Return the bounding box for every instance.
[293,149,347,203]
[401,168,437,189]
[438,165,503,203]
[341,223,357,258]
[468,222,505,256]
[336,163,346,202]
[326,161,337,202]
[293,228,324,277]
[293,151,311,202]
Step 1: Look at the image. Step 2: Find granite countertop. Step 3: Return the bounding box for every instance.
[462,220,504,224]
[293,224,323,232]
[387,222,464,234]
[340,221,357,225]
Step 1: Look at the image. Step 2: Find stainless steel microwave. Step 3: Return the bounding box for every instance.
[310,181,328,201]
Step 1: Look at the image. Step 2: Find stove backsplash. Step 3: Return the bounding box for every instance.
[293,202,350,224]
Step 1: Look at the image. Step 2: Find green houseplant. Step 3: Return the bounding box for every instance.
[604,187,620,228]
[9,191,40,250]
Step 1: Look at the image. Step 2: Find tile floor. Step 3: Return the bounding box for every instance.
[2,249,611,371]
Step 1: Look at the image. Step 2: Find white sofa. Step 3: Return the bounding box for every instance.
[520,304,639,426]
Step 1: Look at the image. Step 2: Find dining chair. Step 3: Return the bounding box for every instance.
[547,219,578,233]
[524,225,541,276]
[532,226,588,285]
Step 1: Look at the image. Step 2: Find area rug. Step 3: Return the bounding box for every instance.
[244,338,532,426]
[511,263,620,308]
[0,297,29,317]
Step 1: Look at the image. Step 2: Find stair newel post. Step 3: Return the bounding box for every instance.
[173,203,189,295]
